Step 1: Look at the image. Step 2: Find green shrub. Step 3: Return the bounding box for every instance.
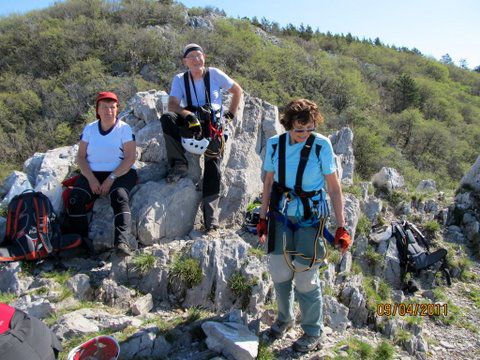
[228,272,258,309]
[132,252,156,273]
[170,256,203,288]
[387,190,409,206]
[362,276,391,311]
[423,220,441,234]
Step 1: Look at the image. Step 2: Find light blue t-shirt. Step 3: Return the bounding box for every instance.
[263,132,337,217]
[169,67,234,109]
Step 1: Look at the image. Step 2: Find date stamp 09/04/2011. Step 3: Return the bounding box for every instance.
[376,303,448,317]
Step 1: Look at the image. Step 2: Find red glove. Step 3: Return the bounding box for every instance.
[335,227,352,254]
[257,218,268,240]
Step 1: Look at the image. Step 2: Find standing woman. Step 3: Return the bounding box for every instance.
[67,92,137,256]
[257,99,352,352]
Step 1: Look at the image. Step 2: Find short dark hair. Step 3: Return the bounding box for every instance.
[280,99,324,130]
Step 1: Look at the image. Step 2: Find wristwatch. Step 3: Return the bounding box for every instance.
[109,173,117,181]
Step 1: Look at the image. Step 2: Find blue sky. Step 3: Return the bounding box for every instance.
[1,0,479,68]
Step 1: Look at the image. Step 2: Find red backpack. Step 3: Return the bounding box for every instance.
[0,190,81,262]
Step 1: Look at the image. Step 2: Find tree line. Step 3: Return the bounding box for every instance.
[0,0,479,190]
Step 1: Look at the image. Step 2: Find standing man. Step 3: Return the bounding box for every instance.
[160,43,243,233]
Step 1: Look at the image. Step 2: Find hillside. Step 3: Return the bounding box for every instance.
[0,0,479,189]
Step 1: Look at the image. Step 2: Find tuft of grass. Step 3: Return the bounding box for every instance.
[387,190,409,207]
[433,301,461,326]
[394,329,412,345]
[356,215,372,236]
[248,247,266,258]
[374,341,395,360]
[365,245,383,269]
[362,276,391,311]
[465,287,480,308]
[0,293,16,304]
[132,252,156,273]
[228,272,258,309]
[343,184,363,198]
[257,340,275,360]
[334,337,394,360]
[423,220,441,234]
[169,255,203,288]
[42,270,71,286]
[326,248,341,264]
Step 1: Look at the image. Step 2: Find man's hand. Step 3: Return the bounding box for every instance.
[257,218,268,244]
[185,113,202,137]
[223,110,235,122]
[87,176,101,195]
[334,227,352,254]
[99,177,114,196]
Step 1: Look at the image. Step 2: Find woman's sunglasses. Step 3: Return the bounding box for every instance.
[292,127,315,133]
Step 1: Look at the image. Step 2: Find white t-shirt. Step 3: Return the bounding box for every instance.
[169,67,234,109]
[81,120,135,172]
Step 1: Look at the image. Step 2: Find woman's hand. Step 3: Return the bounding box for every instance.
[87,176,101,195]
[257,218,268,244]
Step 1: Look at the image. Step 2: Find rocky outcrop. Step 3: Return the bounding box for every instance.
[372,167,405,194]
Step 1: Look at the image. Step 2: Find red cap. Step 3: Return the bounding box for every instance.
[96,91,119,119]
[0,303,15,334]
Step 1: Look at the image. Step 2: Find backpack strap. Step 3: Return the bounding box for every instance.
[32,195,53,254]
[295,134,315,192]
[203,68,211,105]
[11,198,24,242]
[183,71,193,109]
[295,134,316,219]
[183,68,211,109]
[278,133,287,186]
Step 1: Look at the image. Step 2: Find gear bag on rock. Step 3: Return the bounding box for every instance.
[0,190,81,262]
[392,220,451,289]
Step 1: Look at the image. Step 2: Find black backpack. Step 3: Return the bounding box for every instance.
[0,190,81,262]
[392,220,451,291]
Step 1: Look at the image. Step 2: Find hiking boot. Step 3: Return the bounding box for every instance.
[166,163,188,183]
[116,242,134,256]
[270,320,294,339]
[292,333,322,352]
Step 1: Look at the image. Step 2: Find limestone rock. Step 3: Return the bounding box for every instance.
[323,295,351,332]
[120,326,171,360]
[131,179,200,244]
[202,321,259,360]
[23,152,45,186]
[0,171,32,207]
[363,196,383,221]
[416,179,436,193]
[383,237,402,289]
[330,127,354,185]
[66,274,92,301]
[460,155,480,192]
[131,293,154,315]
[12,295,54,319]
[372,167,405,193]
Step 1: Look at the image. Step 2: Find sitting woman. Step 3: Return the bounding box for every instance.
[257,99,351,352]
[67,91,137,256]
